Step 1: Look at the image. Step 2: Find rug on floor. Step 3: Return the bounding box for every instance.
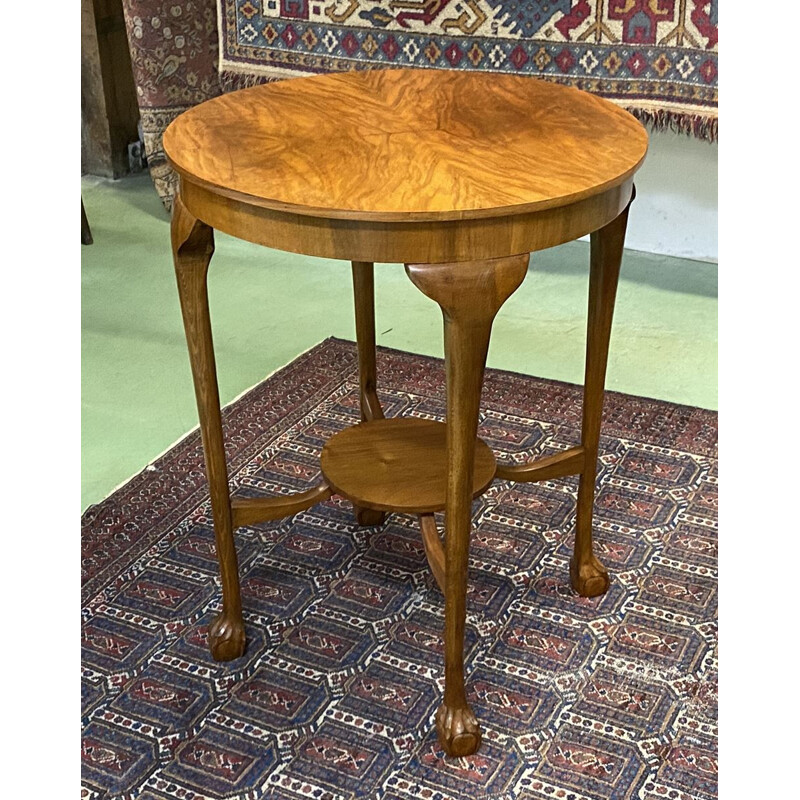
[81,338,718,800]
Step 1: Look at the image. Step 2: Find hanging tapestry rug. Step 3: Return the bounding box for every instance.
[218,0,718,139]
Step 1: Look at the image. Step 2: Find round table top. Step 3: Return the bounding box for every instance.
[164,68,647,224]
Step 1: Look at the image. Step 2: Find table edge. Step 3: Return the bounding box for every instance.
[165,151,646,223]
[178,177,635,264]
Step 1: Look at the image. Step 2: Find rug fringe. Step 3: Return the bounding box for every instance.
[219,69,284,92]
[626,106,718,143]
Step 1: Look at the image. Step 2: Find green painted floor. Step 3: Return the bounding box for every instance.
[81,174,717,512]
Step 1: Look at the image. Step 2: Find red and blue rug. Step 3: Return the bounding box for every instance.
[120,1,717,209]
[81,338,717,799]
[218,0,718,140]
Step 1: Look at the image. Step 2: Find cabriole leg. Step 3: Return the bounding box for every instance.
[351,260,386,527]
[571,198,633,597]
[172,195,245,660]
[406,254,528,756]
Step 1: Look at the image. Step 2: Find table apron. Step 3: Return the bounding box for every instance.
[179,179,633,264]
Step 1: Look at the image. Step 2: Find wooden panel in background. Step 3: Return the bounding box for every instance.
[81,0,139,177]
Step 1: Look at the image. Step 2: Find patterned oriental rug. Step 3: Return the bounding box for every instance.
[81,339,718,799]
[120,1,717,210]
[219,0,718,134]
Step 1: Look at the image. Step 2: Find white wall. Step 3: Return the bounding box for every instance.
[621,128,718,263]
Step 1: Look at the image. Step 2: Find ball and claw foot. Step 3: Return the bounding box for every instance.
[570,552,610,598]
[435,702,482,757]
[208,611,246,661]
[354,504,386,527]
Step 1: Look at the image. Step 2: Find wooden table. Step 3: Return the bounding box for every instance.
[164,68,648,757]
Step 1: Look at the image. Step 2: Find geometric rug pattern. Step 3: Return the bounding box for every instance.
[81,338,717,799]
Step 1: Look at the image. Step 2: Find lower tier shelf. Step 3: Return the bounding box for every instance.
[320,417,497,514]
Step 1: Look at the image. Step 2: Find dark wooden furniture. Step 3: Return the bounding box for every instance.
[81,0,139,178]
[81,199,93,245]
[164,69,647,757]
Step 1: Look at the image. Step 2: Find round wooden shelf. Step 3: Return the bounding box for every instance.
[320,418,497,514]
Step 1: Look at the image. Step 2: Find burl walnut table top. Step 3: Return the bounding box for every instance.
[163,68,648,223]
